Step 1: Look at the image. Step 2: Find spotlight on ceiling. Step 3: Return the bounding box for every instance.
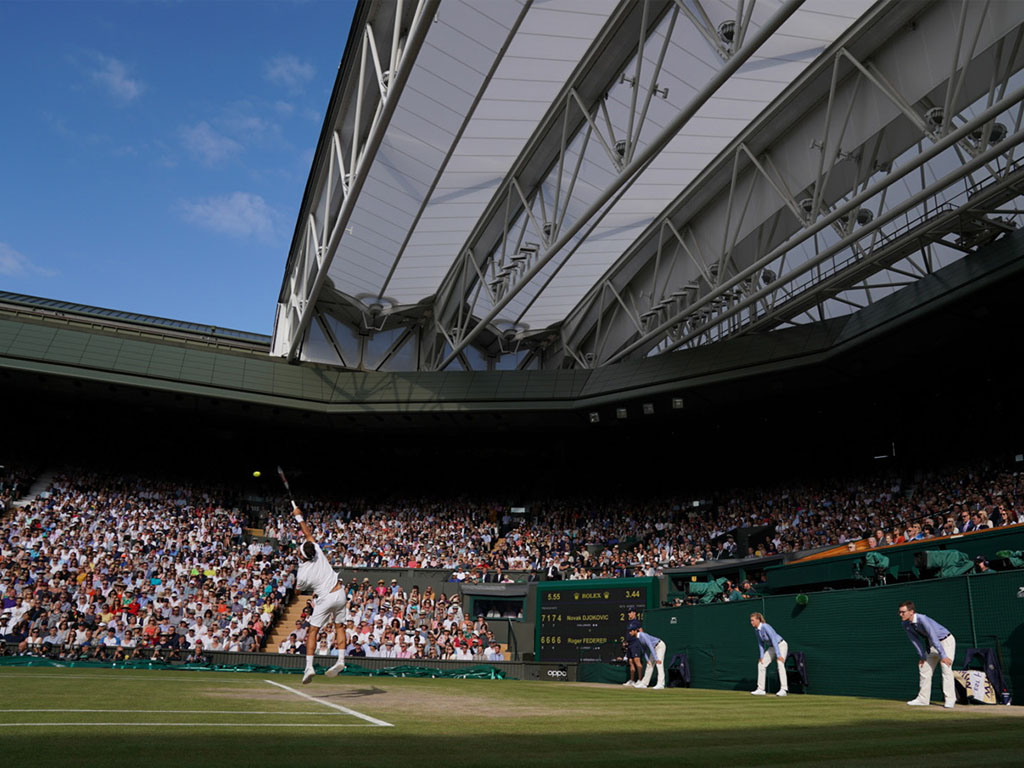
[717,20,735,44]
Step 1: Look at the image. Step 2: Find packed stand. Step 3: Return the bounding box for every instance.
[276,579,506,663]
[0,470,294,661]
[4,457,1022,662]
[262,459,1023,581]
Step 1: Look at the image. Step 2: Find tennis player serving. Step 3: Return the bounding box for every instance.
[292,503,348,684]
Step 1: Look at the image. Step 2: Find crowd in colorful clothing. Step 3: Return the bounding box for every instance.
[2,458,1021,659]
[1,470,291,660]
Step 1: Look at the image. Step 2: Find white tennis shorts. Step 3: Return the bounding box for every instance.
[310,588,348,629]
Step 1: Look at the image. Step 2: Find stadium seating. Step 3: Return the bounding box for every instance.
[2,455,1022,660]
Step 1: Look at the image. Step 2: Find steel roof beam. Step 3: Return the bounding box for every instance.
[606,86,1024,363]
[561,0,1024,367]
[422,0,668,366]
[434,0,806,371]
[275,0,440,362]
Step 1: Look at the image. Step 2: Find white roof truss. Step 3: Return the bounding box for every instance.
[274,0,1024,374]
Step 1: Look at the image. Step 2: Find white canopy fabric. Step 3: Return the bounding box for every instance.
[277,0,1024,370]
[322,0,871,319]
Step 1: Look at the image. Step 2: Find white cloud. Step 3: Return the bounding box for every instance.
[0,243,56,278]
[42,112,72,137]
[218,110,275,144]
[264,55,315,92]
[274,100,295,116]
[180,121,243,165]
[90,54,145,102]
[179,193,276,240]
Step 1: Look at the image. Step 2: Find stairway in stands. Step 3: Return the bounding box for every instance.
[264,593,313,652]
[12,469,58,508]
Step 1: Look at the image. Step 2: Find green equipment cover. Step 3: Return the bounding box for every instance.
[920,549,975,578]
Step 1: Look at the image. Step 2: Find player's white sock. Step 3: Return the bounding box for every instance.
[305,655,314,671]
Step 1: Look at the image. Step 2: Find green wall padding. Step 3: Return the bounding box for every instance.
[645,571,1024,702]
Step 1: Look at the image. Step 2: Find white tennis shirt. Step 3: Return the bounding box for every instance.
[297,543,339,597]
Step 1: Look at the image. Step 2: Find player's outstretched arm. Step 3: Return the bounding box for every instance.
[292,503,315,543]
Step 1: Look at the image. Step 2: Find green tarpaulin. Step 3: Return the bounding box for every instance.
[919,549,975,578]
[865,551,890,569]
[688,577,729,604]
[0,656,506,679]
[996,549,1024,568]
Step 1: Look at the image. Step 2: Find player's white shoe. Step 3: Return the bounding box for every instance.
[751,690,767,696]
[622,680,635,686]
[906,699,929,706]
[943,701,955,709]
[325,662,346,678]
[302,668,315,685]
[776,690,788,697]
[651,684,665,690]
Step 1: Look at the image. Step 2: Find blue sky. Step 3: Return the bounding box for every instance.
[0,0,357,335]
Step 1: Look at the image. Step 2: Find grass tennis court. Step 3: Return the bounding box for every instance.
[2,668,1023,767]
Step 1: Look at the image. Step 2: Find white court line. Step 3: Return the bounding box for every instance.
[263,679,394,727]
[0,709,327,715]
[0,723,374,728]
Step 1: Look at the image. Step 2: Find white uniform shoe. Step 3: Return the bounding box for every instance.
[302,668,315,685]
[776,690,788,697]
[651,684,665,690]
[325,662,346,678]
[751,690,767,696]
[907,699,929,706]
[943,701,955,709]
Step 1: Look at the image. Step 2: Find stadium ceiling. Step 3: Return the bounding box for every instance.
[274,0,1024,373]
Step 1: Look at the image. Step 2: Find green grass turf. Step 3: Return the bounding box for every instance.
[1,668,1022,767]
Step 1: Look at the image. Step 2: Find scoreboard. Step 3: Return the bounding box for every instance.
[536,578,657,662]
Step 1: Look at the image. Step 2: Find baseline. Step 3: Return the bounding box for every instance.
[0,709,327,715]
[0,723,375,728]
[263,679,394,727]
[0,673,267,684]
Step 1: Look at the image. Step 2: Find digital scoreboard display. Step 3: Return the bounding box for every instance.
[537,581,652,662]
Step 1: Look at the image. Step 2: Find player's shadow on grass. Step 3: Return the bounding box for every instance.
[317,685,388,699]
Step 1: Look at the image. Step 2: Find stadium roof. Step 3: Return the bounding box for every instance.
[0,291,271,350]
[4,225,1024,419]
[275,1,1023,373]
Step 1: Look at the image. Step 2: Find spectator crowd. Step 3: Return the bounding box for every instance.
[2,458,1022,660]
[261,459,1024,581]
[1,470,294,661]
[277,581,505,663]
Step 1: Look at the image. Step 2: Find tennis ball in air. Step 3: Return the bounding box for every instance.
[253,470,261,478]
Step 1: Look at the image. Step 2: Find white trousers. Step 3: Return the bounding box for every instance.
[916,634,956,704]
[756,640,789,692]
[639,640,667,687]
